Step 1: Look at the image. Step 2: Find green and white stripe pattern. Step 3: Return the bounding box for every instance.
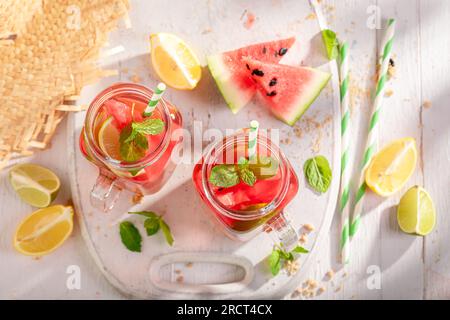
[338,41,351,264]
[350,19,396,237]
[248,120,259,159]
[143,82,166,116]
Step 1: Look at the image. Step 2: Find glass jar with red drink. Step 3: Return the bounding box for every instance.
[192,129,299,247]
[80,83,182,211]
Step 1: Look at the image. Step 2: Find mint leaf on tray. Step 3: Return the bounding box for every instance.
[303,155,332,194]
[119,221,142,252]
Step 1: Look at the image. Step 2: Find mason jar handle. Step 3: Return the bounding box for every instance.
[264,211,298,251]
[90,168,122,212]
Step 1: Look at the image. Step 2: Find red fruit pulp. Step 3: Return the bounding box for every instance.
[80,91,182,194]
[192,140,298,233]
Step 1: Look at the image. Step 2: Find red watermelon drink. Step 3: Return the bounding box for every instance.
[80,83,182,211]
[192,127,299,245]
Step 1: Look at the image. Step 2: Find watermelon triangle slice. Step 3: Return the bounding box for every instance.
[244,58,331,126]
[207,37,295,114]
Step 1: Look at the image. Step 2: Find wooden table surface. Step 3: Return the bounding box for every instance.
[1,0,449,300]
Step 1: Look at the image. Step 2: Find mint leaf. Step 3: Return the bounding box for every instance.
[303,155,332,193]
[119,221,142,252]
[128,211,174,246]
[239,167,256,186]
[144,217,160,236]
[268,249,281,276]
[119,125,148,162]
[160,219,174,246]
[268,245,309,277]
[321,29,339,60]
[292,246,309,254]
[209,164,240,188]
[132,118,165,136]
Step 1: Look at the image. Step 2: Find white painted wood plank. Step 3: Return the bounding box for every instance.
[377,0,424,300]
[420,0,450,300]
[292,0,381,300]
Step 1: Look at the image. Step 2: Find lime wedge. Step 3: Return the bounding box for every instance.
[397,186,436,236]
[9,164,60,208]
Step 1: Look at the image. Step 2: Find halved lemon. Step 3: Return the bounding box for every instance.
[9,163,60,208]
[397,186,436,236]
[14,205,74,256]
[365,137,417,196]
[98,117,122,160]
[150,33,202,90]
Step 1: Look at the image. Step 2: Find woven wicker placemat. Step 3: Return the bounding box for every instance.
[0,0,129,170]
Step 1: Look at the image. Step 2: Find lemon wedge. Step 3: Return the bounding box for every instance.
[14,205,74,256]
[150,33,202,90]
[365,137,417,196]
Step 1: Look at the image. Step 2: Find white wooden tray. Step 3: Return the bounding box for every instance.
[67,0,340,299]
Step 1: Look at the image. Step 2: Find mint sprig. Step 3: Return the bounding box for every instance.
[129,211,174,246]
[321,29,339,60]
[269,244,309,276]
[119,118,164,162]
[209,157,257,188]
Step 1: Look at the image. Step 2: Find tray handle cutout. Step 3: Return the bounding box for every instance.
[149,252,254,294]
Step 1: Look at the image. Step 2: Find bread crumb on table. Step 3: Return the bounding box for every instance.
[325,269,335,280]
[302,224,315,233]
[423,100,432,109]
[131,192,143,205]
[284,260,299,276]
[385,89,393,97]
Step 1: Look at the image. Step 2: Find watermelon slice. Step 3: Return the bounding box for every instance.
[207,37,295,113]
[244,58,331,126]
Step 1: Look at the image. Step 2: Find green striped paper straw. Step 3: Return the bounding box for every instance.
[338,41,351,264]
[350,19,396,237]
[143,82,166,116]
[248,120,259,159]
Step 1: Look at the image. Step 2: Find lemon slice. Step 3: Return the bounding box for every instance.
[98,117,122,160]
[150,33,202,90]
[14,205,74,256]
[9,164,60,208]
[98,117,146,178]
[365,137,417,196]
[397,186,436,236]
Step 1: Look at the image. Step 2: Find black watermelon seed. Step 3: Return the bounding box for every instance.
[252,69,264,77]
[279,48,288,56]
[269,78,277,86]
[262,46,267,54]
[266,91,277,97]
[246,63,250,70]
[389,58,395,67]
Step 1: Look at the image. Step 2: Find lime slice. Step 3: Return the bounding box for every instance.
[397,186,436,236]
[9,164,60,208]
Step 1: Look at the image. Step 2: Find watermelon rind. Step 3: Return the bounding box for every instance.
[207,54,253,114]
[280,68,331,126]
